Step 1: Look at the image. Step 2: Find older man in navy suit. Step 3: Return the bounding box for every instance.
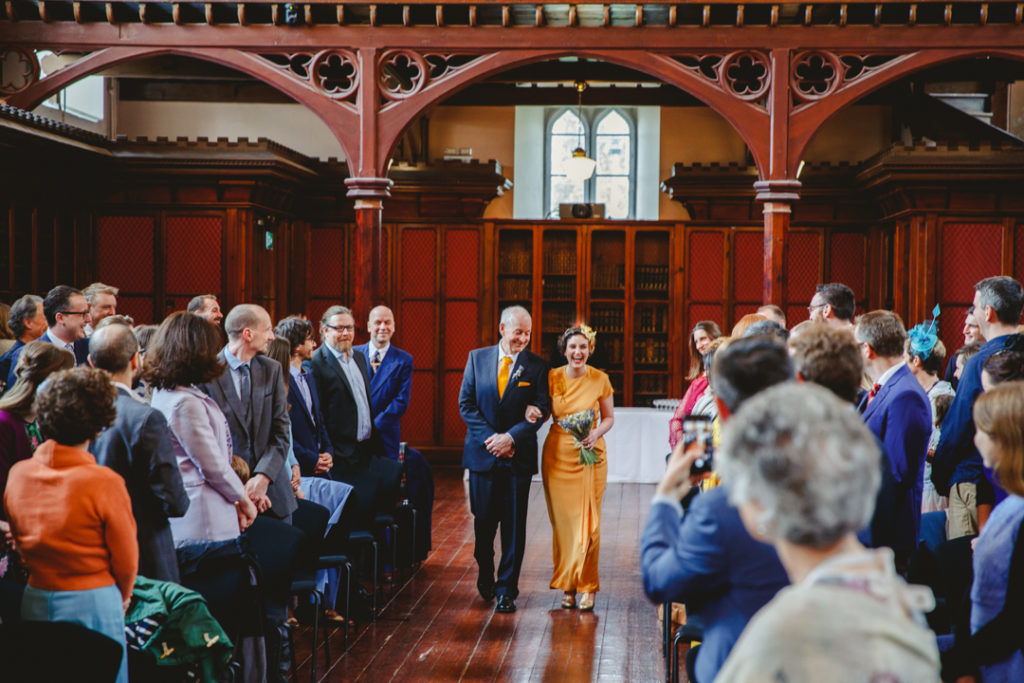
[856,310,932,568]
[459,306,549,614]
[355,305,434,560]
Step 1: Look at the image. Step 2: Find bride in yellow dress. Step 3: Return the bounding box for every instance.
[531,324,615,611]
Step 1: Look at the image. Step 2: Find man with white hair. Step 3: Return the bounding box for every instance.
[82,282,118,335]
[459,305,549,614]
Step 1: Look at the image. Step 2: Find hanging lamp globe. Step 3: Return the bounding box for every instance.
[564,146,597,182]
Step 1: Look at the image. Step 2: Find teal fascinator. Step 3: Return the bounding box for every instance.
[908,305,941,360]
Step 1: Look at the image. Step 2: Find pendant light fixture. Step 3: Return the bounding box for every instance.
[564,80,597,182]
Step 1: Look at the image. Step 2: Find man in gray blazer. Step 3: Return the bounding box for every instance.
[204,304,297,522]
[88,323,189,583]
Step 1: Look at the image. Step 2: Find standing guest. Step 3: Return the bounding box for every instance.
[82,282,118,336]
[0,341,74,502]
[204,304,296,523]
[0,303,14,356]
[905,327,956,513]
[809,282,856,327]
[0,294,46,393]
[87,323,189,583]
[933,276,1024,537]
[534,325,614,611]
[133,324,158,353]
[4,367,138,683]
[856,310,932,567]
[946,307,987,387]
[756,304,787,327]
[309,305,401,529]
[669,321,721,450]
[5,286,90,374]
[187,294,224,326]
[354,305,435,560]
[459,305,550,614]
[943,382,1024,681]
[275,317,334,479]
[714,383,940,682]
[641,336,791,683]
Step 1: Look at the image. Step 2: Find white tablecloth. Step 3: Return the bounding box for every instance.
[533,407,670,484]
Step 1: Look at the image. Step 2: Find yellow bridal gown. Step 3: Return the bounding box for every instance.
[541,365,613,594]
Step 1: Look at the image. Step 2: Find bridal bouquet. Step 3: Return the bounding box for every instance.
[558,409,601,465]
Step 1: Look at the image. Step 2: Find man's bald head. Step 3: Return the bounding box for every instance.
[368,305,396,347]
[224,304,271,341]
[88,323,140,373]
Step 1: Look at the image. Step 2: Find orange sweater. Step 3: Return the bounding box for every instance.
[4,440,138,600]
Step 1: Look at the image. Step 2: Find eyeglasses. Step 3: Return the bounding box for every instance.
[59,310,90,316]
[324,324,355,332]
[807,303,826,315]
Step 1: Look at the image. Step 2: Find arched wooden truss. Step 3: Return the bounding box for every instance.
[4,0,1024,305]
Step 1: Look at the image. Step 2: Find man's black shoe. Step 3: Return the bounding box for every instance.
[495,595,516,613]
[477,582,495,601]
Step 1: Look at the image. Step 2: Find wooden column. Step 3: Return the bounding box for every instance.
[344,176,393,331]
[753,180,800,305]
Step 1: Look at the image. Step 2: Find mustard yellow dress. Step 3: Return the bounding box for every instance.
[542,365,613,593]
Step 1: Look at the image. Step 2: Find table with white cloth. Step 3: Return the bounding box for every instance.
[532,407,670,484]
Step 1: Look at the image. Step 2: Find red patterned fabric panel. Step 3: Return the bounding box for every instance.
[938,305,971,376]
[733,232,763,303]
[941,223,1001,302]
[401,229,437,299]
[165,215,222,295]
[401,371,435,445]
[688,304,724,332]
[115,297,154,325]
[732,304,758,327]
[830,233,866,298]
[96,216,154,293]
[787,305,810,328]
[688,232,724,301]
[1015,223,1024,284]
[443,370,467,445]
[309,229,345,298]
[786,232,821,304]
[400,300,436,369]
[445,229,479,298]
[306,300,334,337]
[445,301,479,370]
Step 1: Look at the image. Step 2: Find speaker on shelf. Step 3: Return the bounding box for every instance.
[559,203,605,220]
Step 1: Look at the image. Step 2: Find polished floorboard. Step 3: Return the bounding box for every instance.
[292,467,667,682]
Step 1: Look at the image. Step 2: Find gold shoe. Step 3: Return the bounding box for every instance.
[561,592,577,609]
[579,593,595,611]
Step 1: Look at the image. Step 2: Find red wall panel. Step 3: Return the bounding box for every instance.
[938,305,970,376]
[116,297,154,326]
[1015,223,1024,285]
[96,216,154,294]
[165,215,223,295]
[308,229,345,298]
[688,304,724,333]
[688,232,724,301]
[445,229,479,298]
[306,300,334,336]
[786,232,821,304]
[941,223,1001,302]
[402,371,435,445]
[830,233,866,299]
[400,300,436,369]
[443,370,467,446]
[401,229,436,299]
[444,301,479,370]
[733,232,762,302]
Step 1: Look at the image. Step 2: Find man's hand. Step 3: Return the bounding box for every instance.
[123,596,132,614]
[236,496,258,531]
[525,405,543,423]
[290,465,302,492]
[314,452,333,475]
[245,473,272,513]
[485,432,515,458]
[655,441,708,499]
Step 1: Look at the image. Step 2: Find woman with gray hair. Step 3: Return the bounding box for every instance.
[714,382,941,682]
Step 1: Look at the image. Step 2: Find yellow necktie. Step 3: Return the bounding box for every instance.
[498,356,512,399]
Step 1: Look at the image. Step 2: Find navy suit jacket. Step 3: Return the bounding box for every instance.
[354,343,413,460]
[641,487,788,683]
[5,332,87,389]
[860,363,932,552]
[458,345,550,475]
[287,369,334,476]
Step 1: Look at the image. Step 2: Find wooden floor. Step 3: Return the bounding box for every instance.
[292,467,666,682]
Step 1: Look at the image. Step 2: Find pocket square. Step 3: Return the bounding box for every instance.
[518,381,531,387]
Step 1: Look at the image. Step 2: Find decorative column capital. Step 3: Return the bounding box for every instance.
[345,176,393,208]
[753,178,801,204]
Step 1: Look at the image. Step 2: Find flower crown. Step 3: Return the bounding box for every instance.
[908,304,941,360]
[579,323,597,349]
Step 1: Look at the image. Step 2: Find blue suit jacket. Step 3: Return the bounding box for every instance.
[458,345,550,475]
[354,343,413,460]
[860,363,932,552]
[287,369,334,477]
[641,487,788,683]
[5,332,88,388]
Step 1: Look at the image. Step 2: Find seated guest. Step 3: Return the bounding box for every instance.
[715,383,940,682]
[981,348,1024,389]
[0,295,46,394]
[88,323,189,583]
[905,325,956,514]
[0,303,14,358]
[741,319,789,344]
[4,367,138,683]
[944,382,1024,681]
[145,312,258,545]
[669,321,721,450]
[134,324,158,353]
[856,310,932,568]
[0,341,74,502]
[730,313,766,338]
[641,336,791,683]
[756,304,786,326]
